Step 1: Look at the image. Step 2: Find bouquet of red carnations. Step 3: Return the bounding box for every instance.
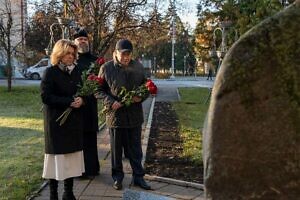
[101,79,157,114]
[56,71,104,126]
[87,57,105,75]
[119,79,157,106]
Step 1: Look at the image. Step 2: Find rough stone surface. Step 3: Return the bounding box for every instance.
[203,2,300,199]
[122,189,174,200]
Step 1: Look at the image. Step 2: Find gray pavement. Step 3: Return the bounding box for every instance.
[0,76,214,88]
[31,79,209,200]
[0,78,41,86]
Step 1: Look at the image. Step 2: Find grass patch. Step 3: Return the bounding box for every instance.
[173,87,210,165]
[0,86,105,199]
[0,86,44,199]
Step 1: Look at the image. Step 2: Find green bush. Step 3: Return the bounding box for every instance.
[154,72,170,79]
[0,65,7,77]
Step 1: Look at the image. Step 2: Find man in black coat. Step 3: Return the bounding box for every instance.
[73,28,100,177]
[98,39,151,191]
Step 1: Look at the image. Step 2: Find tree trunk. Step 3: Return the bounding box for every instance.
[7,67,12,92]
[7,39,12,92]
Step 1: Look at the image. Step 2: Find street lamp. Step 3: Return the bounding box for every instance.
[210,20,233,74]
[153,56,156,74]
[183,55,186,76]
[170,0,176,79]
[44,17,77,56]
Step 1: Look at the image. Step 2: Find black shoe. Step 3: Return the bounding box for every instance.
[62,178,76,200]
[133,178,151,190]
[49,179,58,200]
[62,192,76,200]
[113,180,122,190]
[50,193,58,200]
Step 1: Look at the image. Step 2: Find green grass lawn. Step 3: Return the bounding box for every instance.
[0,86,105,199]
[173,87,210,165]
[0,86,44,199]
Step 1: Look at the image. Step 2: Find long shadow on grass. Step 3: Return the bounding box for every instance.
[0,126,43,141]
[0,126,44,200]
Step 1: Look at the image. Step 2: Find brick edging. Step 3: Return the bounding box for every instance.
[144,174,204,190]
[142,96,156,166]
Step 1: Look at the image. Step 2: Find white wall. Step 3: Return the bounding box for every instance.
[0,0,27,50]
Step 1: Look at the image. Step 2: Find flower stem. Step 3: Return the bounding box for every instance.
[56,107,73,126]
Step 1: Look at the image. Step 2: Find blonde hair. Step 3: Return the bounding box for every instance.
[50,39,78,66]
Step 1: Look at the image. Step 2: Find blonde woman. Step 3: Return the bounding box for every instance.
[40,39,85,200]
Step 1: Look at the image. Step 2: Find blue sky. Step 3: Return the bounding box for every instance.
[178,0,199,30]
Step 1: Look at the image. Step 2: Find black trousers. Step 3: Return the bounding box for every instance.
[83,131,100,176]
[109,126,145,182]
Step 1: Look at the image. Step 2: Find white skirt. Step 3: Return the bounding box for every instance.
[42,151,85,181]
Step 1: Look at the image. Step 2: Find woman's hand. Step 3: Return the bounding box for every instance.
[70,97,83,108]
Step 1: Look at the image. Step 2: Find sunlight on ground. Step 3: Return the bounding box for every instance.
[0,117,43,131]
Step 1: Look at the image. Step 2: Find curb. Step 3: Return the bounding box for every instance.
[27,181,48,200]
[176,88,181,101]
[145,174,204,190]
[142,96,204,191]
[142,96,156,166]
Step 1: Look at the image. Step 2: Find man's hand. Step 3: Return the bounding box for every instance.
[70,97,83,108]
[112,101,122,110]
[132,96,142,103]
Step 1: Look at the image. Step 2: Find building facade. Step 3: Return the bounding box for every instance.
[0,0,27,57]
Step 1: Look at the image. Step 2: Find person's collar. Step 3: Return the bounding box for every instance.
[58,62,75,74]
[78,52,91,56]
[113,56,132,68]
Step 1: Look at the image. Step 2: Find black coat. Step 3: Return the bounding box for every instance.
[40,66,84,154]
[77,52,99,132]
[98,59,149,128]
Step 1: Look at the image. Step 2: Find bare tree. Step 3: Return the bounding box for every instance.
[65,0,152,56]
[25,1,63,63]
[0,0,13,91]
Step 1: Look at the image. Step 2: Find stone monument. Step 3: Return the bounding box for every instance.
[203,1,300,199]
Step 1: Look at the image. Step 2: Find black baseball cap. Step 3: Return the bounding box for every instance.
[115,39,133,52]
[73,28,88,39]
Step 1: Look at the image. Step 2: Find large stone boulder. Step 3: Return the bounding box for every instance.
[203,1,300,199]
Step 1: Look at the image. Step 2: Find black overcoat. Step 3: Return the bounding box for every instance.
[40,66,84,154]
[98,59,149,128]
[77,52,99,132]
[77,52,100,175]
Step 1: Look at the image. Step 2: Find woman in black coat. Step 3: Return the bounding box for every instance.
[40,39,85,200]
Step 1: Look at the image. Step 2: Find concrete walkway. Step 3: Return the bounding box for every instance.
[32,84,206,200]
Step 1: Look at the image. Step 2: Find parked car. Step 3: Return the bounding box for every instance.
[24,58,50,80]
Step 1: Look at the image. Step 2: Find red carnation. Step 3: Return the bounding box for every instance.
[95,76,105,85]
[148,85,157,95]
[146,79,155,87]
[96,57,105,65]
[87,74,97,81]
[145,79,157,95]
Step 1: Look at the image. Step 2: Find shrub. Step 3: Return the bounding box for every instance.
[154,72,170,79]
[0,65,8,77]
